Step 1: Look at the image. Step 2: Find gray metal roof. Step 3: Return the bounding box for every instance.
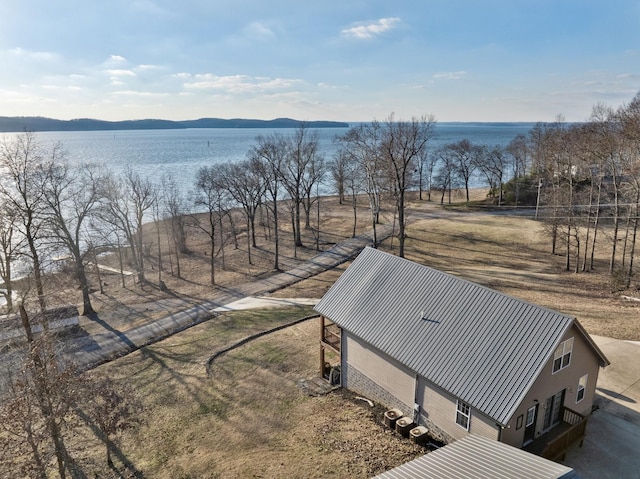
[314,247,606,426]
[372,434,579,479]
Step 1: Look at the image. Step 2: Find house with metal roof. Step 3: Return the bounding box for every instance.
[315,247,609,458]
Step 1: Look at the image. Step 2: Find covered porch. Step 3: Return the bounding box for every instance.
[523,406,587,461]
[319,315,341,380]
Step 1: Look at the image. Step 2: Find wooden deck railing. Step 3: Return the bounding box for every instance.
[322,323,341,352]
[540,407,587,461]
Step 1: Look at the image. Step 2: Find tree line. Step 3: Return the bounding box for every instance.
[516,93,640,288]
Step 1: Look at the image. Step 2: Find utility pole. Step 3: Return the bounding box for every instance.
[535,179,543,220]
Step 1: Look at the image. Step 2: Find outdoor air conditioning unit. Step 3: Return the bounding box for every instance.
[395,416,416,437]
[409,425,429,445]
[384,408,404,429]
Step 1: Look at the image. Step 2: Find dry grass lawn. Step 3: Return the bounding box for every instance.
[4,189,640,477]
[72,309,424,478]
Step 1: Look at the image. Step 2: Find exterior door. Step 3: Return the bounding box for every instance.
[523,404,538,446]
[543,389,566,430]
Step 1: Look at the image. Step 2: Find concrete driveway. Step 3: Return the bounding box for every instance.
[563,336,640,479]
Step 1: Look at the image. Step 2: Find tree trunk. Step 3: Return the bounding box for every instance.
[626,204,638,289]
[246,218,252,265]
[398,189,406,258]
[294,200,303,247]
[76,256,95,316]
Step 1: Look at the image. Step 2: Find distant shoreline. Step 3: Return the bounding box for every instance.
[0,116,350,133]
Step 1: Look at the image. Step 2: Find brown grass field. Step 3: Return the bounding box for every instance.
[3,189,640,477]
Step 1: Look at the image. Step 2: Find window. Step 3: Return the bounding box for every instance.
[525,406,536,428]
[552,337,574,373]
[577,374,588,403]
[456,400,471,430]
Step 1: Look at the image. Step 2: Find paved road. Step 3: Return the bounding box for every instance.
[67,222,396,370]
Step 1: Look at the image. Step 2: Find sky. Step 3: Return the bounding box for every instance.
[0,0,639,123]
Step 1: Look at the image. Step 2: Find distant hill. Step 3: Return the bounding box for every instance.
[0,116,349,132]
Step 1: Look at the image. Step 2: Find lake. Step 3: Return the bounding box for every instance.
[13,123,537,193]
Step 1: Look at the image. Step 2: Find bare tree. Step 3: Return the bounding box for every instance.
[79,376,143,469]
[41,160,104,315]
[195,166,229,284]
[475,145,508,205]
[506,134,530,206]
[161,174,189,279]
[278,125,321,247]
[381,113,436,257]
[99,169,156,285]
[443,139,481,203]
[434,147,457,204]
[249,134,288,270]
[0,199,21,313]
[0,306,81,478]
[218,160,266,265]
[0,132,49,311]
[336,122,384,247]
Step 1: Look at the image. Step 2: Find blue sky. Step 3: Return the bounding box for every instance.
[0,0,638,122]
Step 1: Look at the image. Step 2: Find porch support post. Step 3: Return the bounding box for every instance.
[319,315,326,376]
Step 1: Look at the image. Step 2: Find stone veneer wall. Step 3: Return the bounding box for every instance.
[344,362,455,444]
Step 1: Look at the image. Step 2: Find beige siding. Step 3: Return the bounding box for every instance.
[417,377,499,442]
[344,333,415,408]
[500,325,602,447]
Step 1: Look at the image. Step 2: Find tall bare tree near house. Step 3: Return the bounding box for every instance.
[381,113,436,258]
[0,132,48,311]
[41,160,104,315]
[218,160,266,265]
[195,165,229,284]
[337,121,385,247]
[249,134,288,270]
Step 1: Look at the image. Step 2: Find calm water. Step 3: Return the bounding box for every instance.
[0,123,536,284]
[18,123,536,194]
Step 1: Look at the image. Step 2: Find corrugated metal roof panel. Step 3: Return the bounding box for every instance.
[372,434,579,479]
[314,248,583,426]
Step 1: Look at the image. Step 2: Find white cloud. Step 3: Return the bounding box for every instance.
[106,69,137,77]
[433,71,467,80]
[9,47,58,61]
[113,90,169,97]
[183,74,302,93]
[136,64,160,71]
[341,17,401,39]
[109,54,127,63]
